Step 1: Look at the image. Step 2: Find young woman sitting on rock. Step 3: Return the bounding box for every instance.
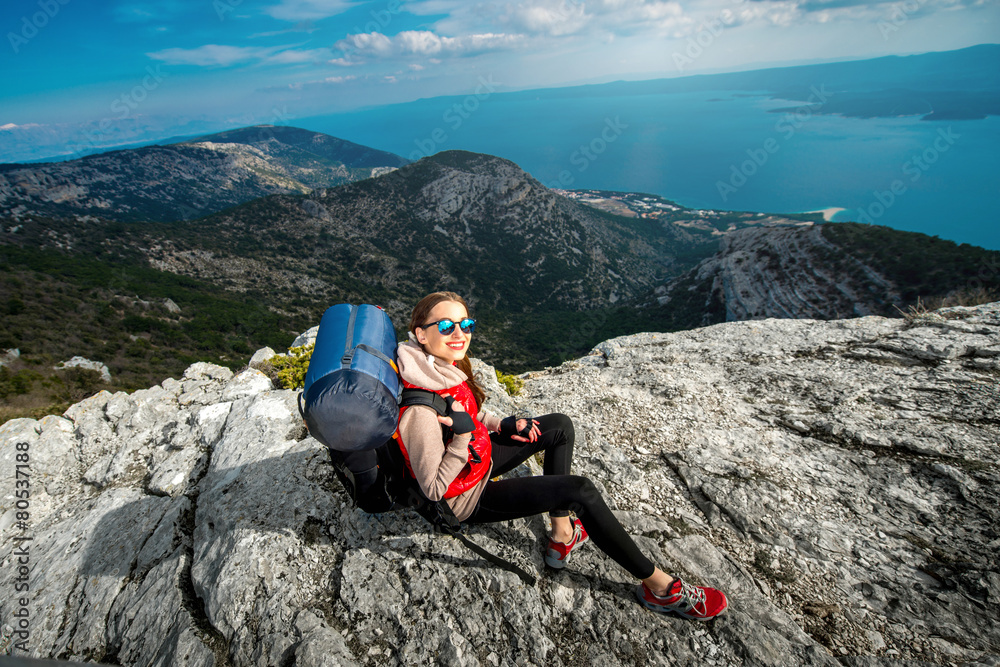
[395,291,729,620]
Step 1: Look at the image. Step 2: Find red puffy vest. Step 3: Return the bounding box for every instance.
[397,379,492,499]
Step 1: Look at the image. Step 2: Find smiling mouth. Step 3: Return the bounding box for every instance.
[447,342,465,350]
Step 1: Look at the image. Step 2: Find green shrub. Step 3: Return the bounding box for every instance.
[5,298,25,316]
[48,368,106,404]
[267,344,314,389]
[496,369,524,397]
[0,367,40,400]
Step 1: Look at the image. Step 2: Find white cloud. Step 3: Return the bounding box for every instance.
[148,45,272,67]
[251,20,320,38]
[335,30,526,61]
[582,0,688,33]
[396,30,452,55]
[148,44,332,68]
[286,75,357,89]
[0,123,42,131]
[112,1,187,23]
[404,0,976,46]
[344,32,395,57]
[407,0,691,36]
[264,0,354,21]
[265,48,333,64]
[505,3,590,36]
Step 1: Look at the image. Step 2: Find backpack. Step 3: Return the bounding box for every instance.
[299,303,422,513]
[298,303,535,585]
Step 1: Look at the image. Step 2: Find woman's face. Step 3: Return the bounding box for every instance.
[415,300,471,363]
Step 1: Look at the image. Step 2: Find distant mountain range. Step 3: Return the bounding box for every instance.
[0,126,408,222]
[488,43,1000,122]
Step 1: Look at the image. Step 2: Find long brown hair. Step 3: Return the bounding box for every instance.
[408,291,486,409]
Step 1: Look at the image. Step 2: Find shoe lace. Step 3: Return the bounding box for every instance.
[676,580,707,611]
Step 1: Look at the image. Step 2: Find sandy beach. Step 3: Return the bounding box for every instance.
[809,207,846,221]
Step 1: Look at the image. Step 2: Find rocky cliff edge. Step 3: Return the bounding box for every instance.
[1,304,998,666]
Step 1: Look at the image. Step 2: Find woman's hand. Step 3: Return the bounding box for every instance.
[437,395,474,435]
[512,418,540,443]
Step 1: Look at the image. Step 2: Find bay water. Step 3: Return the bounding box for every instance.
[303,87,999,250]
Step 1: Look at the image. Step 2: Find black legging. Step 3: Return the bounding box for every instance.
[465,413,656,580]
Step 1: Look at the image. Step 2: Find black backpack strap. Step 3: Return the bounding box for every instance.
[399,390,535,585]
[401,388,455,442]
[343,343,396,368]
[421,500,537,586]
[400,387,448,414]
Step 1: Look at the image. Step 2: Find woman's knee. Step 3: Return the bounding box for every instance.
[540,413,574,443]
[563,475,602,514]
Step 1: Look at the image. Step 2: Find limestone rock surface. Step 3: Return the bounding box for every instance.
[667,225,904,323]
[1,304,997,666]
[53,356,112,383]
[0,349,19,368]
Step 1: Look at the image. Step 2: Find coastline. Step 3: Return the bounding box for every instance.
[806,207,846,222]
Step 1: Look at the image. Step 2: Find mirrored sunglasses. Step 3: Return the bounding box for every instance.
[421,318,476,335]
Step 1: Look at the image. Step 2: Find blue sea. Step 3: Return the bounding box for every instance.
[302,88,1000,250]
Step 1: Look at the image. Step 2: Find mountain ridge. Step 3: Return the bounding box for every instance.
[2,139,998,419]
[0,125,408,223]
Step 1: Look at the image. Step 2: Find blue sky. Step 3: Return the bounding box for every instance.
[1,0,998,161]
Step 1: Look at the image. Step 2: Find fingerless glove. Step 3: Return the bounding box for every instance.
[444,396,475,435]
[500,416,533,438]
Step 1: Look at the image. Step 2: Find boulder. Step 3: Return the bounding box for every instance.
[0,348,19,368]
[53,356,111,383]
[248,347,276,369]
[291,327,319,349]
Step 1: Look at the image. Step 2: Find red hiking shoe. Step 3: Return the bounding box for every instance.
[544,518,589,569]
[636,578,728,620]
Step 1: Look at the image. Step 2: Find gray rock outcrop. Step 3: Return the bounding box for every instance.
[53,356,111,383]
[0,349,19,368]
[248,347,276,369]
[1,304,998,665]
[663,225,904,323]
[290,327,319,350]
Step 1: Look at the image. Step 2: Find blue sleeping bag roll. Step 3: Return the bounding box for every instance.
[301,304,401,453]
